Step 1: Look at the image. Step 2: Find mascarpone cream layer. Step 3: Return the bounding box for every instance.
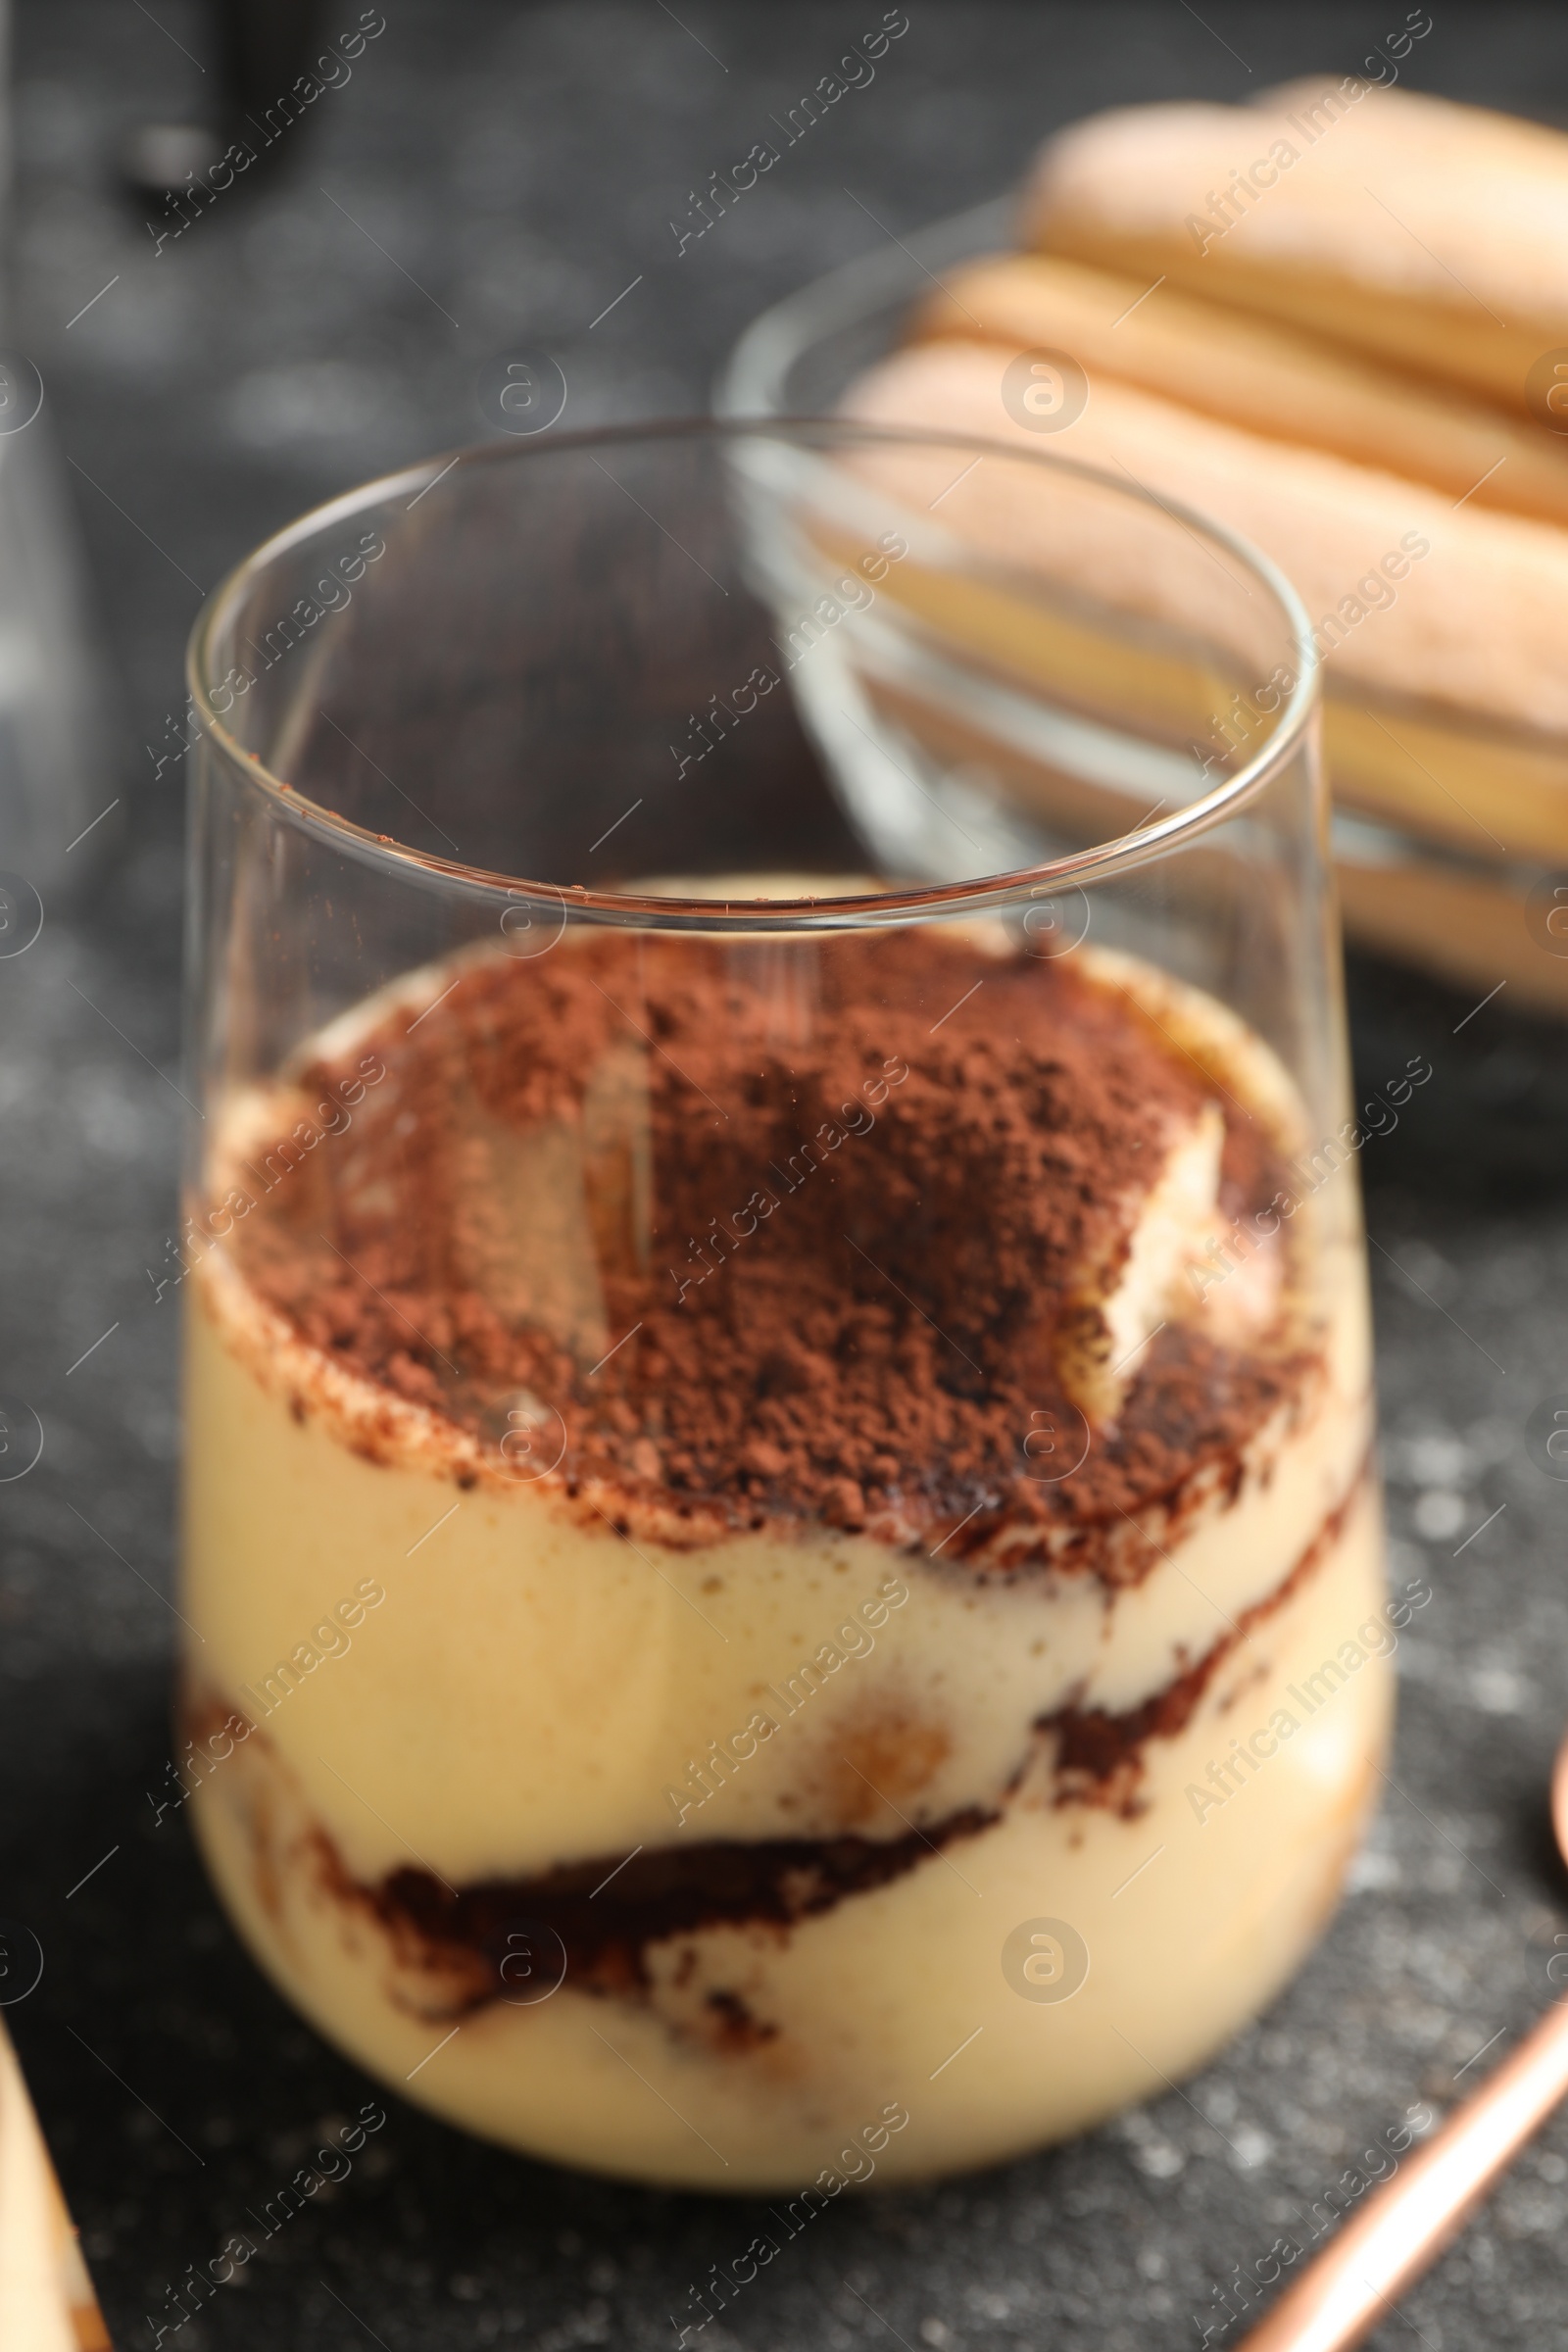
[189,1477,1389,2189]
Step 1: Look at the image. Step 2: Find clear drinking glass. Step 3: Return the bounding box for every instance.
[179,419,1390,2192]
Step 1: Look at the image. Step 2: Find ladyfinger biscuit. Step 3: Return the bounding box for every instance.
[1333,850,1568,1019]
[1020,82,1568,414]
[840,337,1568,857]
[910,252,1568,526]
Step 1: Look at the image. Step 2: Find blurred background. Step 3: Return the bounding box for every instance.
[5,7,1568,2349]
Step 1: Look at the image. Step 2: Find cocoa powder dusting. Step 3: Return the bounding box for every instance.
[227,928,1301,1544]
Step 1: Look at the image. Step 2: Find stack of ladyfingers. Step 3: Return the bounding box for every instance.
[841,76,1568,1007]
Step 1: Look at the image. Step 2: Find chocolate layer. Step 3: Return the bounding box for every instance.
[323,1805,1002,2012]
[1040,1459,1372,1815]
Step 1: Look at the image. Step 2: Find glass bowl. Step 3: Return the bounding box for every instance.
[719,201,1568,1020]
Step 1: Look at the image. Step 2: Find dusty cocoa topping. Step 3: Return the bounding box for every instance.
[228,928,1299,1539]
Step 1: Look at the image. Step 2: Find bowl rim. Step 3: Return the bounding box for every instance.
[186,413,1318,930]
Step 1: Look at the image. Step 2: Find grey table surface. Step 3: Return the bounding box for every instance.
[5,5,1568,2348]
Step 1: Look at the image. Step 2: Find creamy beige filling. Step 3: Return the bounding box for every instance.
[188,1479,1389,2190]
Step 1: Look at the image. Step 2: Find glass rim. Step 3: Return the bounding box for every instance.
[185,414,1320,929]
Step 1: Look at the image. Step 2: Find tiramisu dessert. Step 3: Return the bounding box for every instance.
[181,914,1387,2189]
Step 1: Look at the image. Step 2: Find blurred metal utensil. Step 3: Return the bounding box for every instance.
[1238,1728,1568,2352]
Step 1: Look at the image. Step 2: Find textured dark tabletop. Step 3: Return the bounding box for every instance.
[5,6,1568,2348]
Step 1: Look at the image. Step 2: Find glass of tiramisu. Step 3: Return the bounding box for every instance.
[180,419,1390,2190]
